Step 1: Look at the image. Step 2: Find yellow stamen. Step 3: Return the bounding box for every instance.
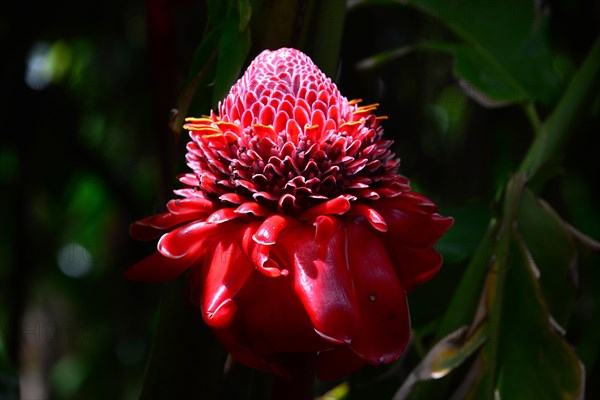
[203,133,224,139]
[340,121,362,126]
[354,103,380,114]
[184,117,212,123]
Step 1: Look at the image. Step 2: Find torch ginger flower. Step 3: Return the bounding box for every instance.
[127,48,453,380]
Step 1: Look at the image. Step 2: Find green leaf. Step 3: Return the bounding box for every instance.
[415,174,584,399]
[397,20,599,400]
[394,323,487,400]
[517,189,577,329]
[464,240,584,400]
[319,381,350,400]
[298,0,346,78]
[434,204,491,265]
[519,38,600,179]
[464,177,583,399]
[172,0,252,135]
[399,0,561,106]
[490,240,582,399]
[420,41,529,106]
[405,222,496,400]
[171,28,220,136]
[437,221,497,338]
[212,18,251,106]
[237,0,253,31]
[207,0,230,26]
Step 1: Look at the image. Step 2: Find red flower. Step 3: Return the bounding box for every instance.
[127,48,452,380]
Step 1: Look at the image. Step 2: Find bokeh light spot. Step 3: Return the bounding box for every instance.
[57,243,92,278]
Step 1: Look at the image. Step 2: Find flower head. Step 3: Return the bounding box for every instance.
[127,48,453,379]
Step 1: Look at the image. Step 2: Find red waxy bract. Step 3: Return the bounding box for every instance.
[127,48,453,379]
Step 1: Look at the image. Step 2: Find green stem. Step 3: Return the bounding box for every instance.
[480,172,526,398]
[520,38,600,179]
[522,102,542,137]
[298,0,346,78]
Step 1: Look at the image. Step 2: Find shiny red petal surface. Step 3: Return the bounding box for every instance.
[129,215,169,241]
[241,223,288,277]
[165,197,215,214]
[347,203,388,232]
[277,224,359,345]
[129,210,207,241]
[234,202,272,217]
[157,221,221,259]
[390,244,443,292]
[374,199,453,248]
[201,241,254,329]
[253,214,298,245]
[299,195,351,221]
[206,208,242,224]
[231,272,326,356]
[346,221,410,365]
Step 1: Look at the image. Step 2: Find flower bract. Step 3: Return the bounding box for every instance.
[127,48,453,379]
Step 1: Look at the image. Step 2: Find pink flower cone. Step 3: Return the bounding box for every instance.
[127,48,453,380]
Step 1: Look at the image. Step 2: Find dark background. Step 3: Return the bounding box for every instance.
[1,0,599,398]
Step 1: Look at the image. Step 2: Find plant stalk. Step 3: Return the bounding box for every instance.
[520,38,600,179]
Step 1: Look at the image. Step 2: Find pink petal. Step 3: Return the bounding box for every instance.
[286,119,302,143]
[277,225,359,345]
[311,109,326,135]
[294,105,309,128]
[346,221,410,365]
[258,105,276,126]
[274,110,288,133]
[178,173,200,186]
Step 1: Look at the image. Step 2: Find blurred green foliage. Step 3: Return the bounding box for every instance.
[1,0,598,399]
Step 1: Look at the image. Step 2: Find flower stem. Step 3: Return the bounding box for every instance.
[270,354,315,400]
[519,38,600,179]
[297,0,346,78]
